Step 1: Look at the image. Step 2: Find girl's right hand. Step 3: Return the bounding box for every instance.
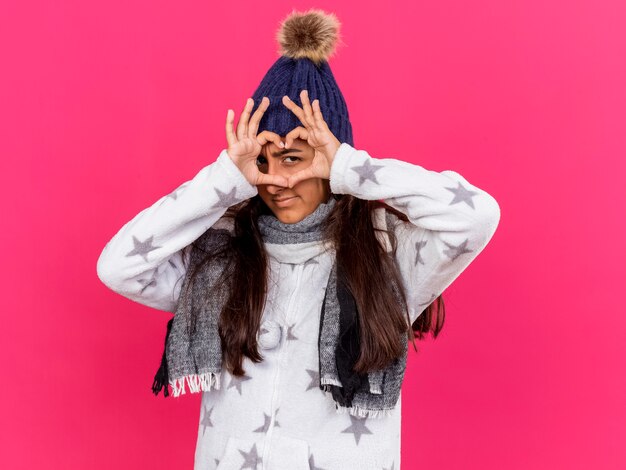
[225,97,288,187]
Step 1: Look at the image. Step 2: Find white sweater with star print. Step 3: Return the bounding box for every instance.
[97,142,500,470]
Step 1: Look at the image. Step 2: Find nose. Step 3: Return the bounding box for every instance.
[261,140,290,194]
[264,161,289,195]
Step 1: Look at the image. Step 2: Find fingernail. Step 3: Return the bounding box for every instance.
[279,141,285,148]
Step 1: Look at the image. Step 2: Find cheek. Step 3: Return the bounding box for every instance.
[256,186,271,203]
[294,178,325,200]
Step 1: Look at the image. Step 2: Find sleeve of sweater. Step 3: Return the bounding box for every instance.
[96,149,258,313]
[329,142,501,324]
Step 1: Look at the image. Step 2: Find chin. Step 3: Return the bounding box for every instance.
[274,210,306,224]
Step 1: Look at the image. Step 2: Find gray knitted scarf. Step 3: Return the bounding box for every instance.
[152,197,408,418]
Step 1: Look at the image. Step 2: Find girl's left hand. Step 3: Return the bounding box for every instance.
[282,89,341,188]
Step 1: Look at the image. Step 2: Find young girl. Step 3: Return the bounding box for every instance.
[97,9,500,470]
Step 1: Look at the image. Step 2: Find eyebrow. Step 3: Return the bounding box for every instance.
[270,148,303,158]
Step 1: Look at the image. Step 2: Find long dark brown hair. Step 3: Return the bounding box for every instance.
[181,191,445,377]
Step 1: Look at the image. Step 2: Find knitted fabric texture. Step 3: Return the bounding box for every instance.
[154,197,409,418]
[250,56,354,147]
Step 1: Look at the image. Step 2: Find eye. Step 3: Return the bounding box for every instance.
[255,155,300,166]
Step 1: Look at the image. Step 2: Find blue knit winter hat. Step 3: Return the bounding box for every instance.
[250,9,354,146]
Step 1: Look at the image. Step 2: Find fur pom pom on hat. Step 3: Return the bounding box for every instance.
[250,8,354,146]
[277,8,342,65]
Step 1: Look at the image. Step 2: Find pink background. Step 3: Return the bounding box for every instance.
[2,0,625,468]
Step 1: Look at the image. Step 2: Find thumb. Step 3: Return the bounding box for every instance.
[256,172,288,187]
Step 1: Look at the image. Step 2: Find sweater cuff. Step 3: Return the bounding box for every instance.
[329,142,360,195]
[215,149,259,200]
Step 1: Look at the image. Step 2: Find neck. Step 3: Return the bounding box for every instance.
[257,197,337,245]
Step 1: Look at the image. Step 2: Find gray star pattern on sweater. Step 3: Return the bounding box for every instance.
[309,454,327,470]
[445,181,480,209]
[286,259,319,271]
[213,187,239,208]
[126,235,161,262]
[419,293,437,307]
[137,269,158,293]
[304,258,319,268]
[238,442,262,469]
[253,413,272,433]
[340,415,373,445]
[350,159,385,186]
[414,239,428,266]
[166,182,189,201]
[286,324,298,341]
[227,373,252,395]
[305,368,320,391]
[395,199,410,211]
[253,410,280,433]
[383,462,396,470]
[442,238,473,261]
[200,405,214,436]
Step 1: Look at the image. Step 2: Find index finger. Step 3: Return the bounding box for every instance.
[282,95,310,130]
[225,109,237,147]
[299,90,315,128]
[312,99,327,127]
[248,97,270,137]
[236,98,254,140]
[256,130,285,148]
[284,126,308,149]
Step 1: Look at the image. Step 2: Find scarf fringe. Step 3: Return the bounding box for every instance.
[322,379,395,419]
[333,402,395,419]
[320,377,343,388]
[169,372,221,397]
